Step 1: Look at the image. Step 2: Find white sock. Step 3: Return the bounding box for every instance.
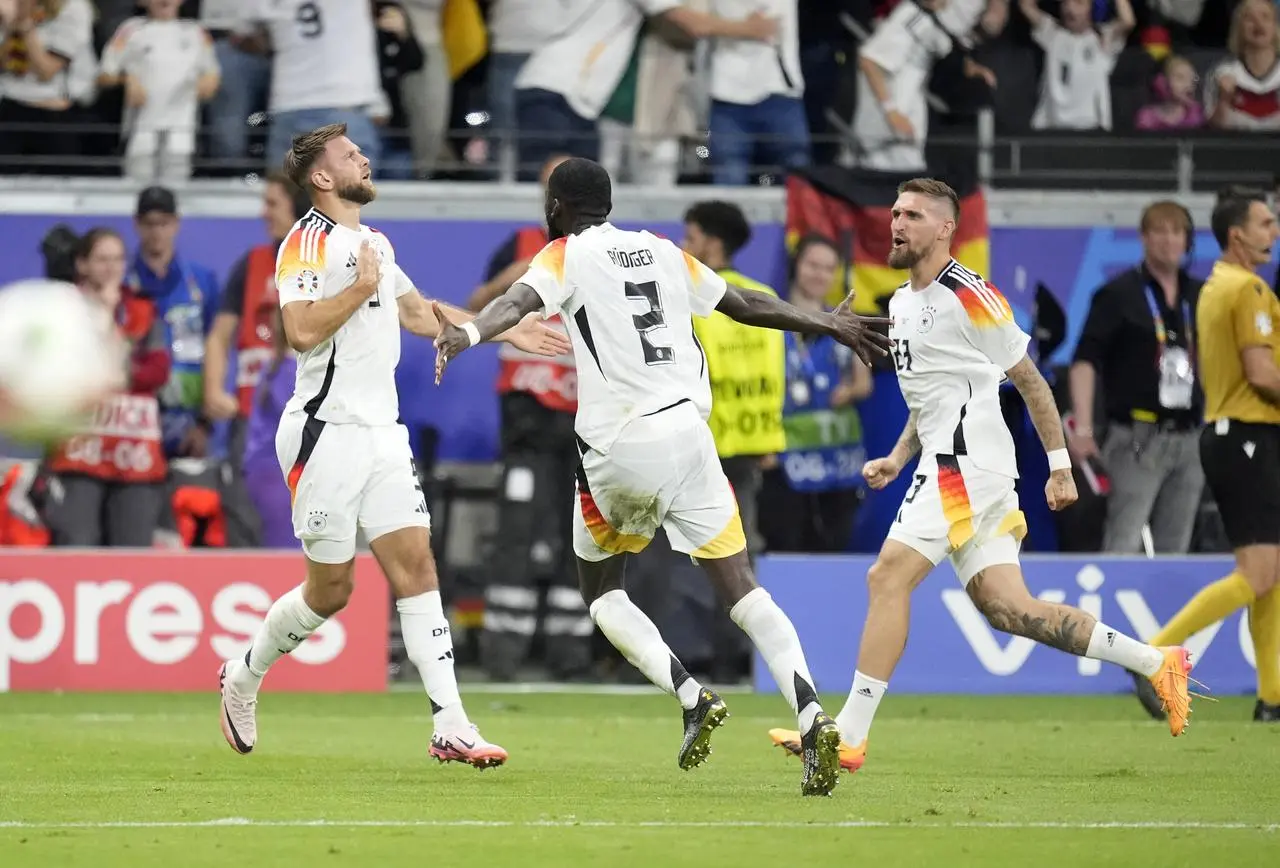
[835,670,887,745]
[231,584,326,695]
[730,587,821,732]
[1086,621,1164,677]
[398,591,470,732]
[589,589,703,709]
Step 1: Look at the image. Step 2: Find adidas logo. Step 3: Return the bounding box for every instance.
[346,252,358,268]
[1106,631,1116,646]
[856,687,874,697]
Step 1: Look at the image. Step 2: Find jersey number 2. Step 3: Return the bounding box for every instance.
[625,280,675,366]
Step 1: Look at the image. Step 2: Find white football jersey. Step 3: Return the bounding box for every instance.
[519,223,728,453]
[888,260,1030,479]
[276,208,414,426]
[247,0,383,113]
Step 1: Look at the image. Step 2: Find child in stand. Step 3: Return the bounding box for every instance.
[99,0,219,183]
[1135,55,1205,131]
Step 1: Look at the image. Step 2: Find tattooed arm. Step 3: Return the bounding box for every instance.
[889,410,921,467]
[1006,354,1078,512]
[1005,355,1065,452]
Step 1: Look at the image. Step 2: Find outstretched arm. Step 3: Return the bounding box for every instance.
[714,285,837,335]
[465,283,545,342]
[715,286,892,363]
[396,290,476,338]
[431,284,556,384]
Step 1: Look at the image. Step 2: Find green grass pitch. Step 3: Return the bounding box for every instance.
[1,690,1278,867]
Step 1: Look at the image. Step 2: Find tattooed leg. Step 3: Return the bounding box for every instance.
[968,564,1165,676]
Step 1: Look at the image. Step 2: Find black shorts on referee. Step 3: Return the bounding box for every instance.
[1200,420,1280,548]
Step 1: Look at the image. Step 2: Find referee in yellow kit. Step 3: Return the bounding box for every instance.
[1135,189,1280,722]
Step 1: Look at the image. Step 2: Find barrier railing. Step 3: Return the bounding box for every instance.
[3,115,1277,192]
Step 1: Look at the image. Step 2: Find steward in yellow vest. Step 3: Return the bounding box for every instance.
[683,201,785,558]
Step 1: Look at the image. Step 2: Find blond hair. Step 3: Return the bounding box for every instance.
[1229,0,1280,58]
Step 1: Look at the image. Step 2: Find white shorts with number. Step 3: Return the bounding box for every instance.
[573,401,746,562]
[276,412,430,564]
[886,453,1026,585]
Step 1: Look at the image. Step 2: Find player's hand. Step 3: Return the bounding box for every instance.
[353,240,381,299]
[862,456,901,490]
[830,296,892,367]
[506,312,572,357]
[1045,468,1078,512]
[431,301,471,385]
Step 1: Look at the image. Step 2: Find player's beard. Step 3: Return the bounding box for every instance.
[337,180,377,206]
[887,242,924,270]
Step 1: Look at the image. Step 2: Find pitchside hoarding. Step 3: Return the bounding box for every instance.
[755,554,1259,695]
[0,552,388,692]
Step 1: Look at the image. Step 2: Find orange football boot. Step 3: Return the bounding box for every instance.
[768,727,866,773]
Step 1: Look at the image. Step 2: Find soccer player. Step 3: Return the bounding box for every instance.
[433,157,891,796]
[1134,189,1280,723]
[767,178,1196,773]
[217,123,572,766]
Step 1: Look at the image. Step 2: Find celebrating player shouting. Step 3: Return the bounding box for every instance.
[769,178,1197,773]
[218,124,571,767]
[433,157,891,796]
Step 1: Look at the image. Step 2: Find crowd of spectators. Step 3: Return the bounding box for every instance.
[0,0,1276,183]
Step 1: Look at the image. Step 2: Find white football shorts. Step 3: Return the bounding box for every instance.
[886,452,1026,585]
[573,400,746,562]
[276,412,430,563]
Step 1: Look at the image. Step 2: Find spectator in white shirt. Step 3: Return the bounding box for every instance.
[0,0,93,174]
[708,0,809,185]
[99,0,221,184]
[1206,0,1280,132]
[1021,0,1134,131]
[398,0,449,178]
[852,0,953,172]
[203,0,272,171]
[513,0,777,181]
[487,0,565,177]
[242,0,388,171]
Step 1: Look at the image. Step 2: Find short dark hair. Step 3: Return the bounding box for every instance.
[266,171,312,220]
[74,226,124,262]
[898,177,960,220]
[684,201,752,257]
[1211,188,1267,250]
[282,123,347,191]
[547,157,612,218]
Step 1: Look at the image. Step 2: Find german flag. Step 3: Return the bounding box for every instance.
[784,166,990,315]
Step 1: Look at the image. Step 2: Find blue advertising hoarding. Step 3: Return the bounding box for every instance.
[755,554,1258,695]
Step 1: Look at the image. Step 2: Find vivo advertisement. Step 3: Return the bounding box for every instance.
[756,554,1259,695]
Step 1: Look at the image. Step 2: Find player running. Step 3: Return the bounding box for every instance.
[217,123,571,767]
[767,178,1197,774]
[432,157,891,796]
